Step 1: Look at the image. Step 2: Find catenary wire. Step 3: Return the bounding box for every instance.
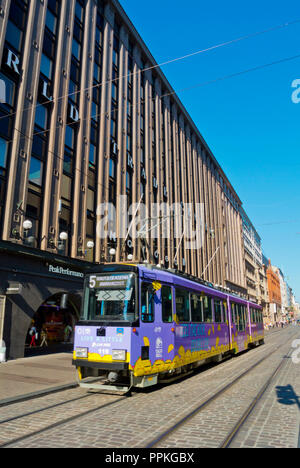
[2,49,300,215]
[11,123,300,230]
[0,17,300,122]
[4,50,300,151]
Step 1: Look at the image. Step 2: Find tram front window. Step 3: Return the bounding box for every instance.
[82,273,136,322]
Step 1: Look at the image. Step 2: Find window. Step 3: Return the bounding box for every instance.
[5,20,23,52]
[162,286,172,323]
[45,9,57,33]
[109,159,115,179]
[40,54,53,80]
[214,299,222,323]
[223,301,227,322]
[35,105,48,130]
[72,39,81,61]
[231,303,237,324]
[75,1,84,23]
[64,149,73,174]
[29,157,43,186]
[203,295,213,323]
[61,174,72,201]
[0,138,8,168]
[0,73,15,107]
[175,288,190,322]
[87,189,94,212]
[235,304,246,332]
[89,144,96,167]
[141,283,155,322]
[191,293,203,322]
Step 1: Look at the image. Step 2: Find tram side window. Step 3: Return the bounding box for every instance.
[162,286,173,323]
[223,301,228,322]
[141,283,155,323]
[231,303,237,325]
[191,293,203,322]
[237,305,246,332]
[214,299,222,323]
[244,306,249,328]
[203,295,213,323]
[175,288,190,322]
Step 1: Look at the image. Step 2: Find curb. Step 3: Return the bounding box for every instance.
[0,382,79,408]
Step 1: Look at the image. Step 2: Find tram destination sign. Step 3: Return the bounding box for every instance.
[89,274,131,289]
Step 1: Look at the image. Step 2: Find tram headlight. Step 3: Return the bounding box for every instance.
[112,349,126,361]
[75,347,88,358]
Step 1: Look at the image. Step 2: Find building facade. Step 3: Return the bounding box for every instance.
[266,259,282,325]
[239,207,270,322]
[0,0,248,357]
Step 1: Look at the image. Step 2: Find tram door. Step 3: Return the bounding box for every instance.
[140,282,174,365]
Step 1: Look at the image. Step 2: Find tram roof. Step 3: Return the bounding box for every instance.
[86,263,261,308]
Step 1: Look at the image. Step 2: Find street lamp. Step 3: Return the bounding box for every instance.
[109,247,116,262]
[59,231,68,241]
[23,219,33,231]
[57,231,68,252]
[87,240,94,249]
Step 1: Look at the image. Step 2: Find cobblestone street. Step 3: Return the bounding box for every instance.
[0,327,299,448]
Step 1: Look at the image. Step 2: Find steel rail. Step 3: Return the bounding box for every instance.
[219,347,294,448]
[146,330,299,448]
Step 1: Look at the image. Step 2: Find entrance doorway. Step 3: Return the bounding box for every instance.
[25,292,80,356]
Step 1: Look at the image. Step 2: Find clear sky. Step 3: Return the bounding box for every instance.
[119,0,300,301]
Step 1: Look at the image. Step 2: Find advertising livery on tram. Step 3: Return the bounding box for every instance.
[73,264,264,393]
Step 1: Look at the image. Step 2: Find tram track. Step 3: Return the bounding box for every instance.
[0,391,129,448]
[0,328,297,448]
[219,346,294,448]
[145,329,300,448]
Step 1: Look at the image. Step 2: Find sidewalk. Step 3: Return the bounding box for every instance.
[0,352,78,405]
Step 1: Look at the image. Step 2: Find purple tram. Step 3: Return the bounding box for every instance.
[73,264,264,393]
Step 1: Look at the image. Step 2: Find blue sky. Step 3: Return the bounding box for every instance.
[119,0,300,301]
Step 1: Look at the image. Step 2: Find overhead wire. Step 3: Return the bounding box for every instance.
[0,16,300,219]
[3,50,300,155]
[0,17,300,122]
[1,48,299,205]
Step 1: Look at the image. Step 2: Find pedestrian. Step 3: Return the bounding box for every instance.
[40,327,48,347]
[29,323,37,347]
[64,324,72,343]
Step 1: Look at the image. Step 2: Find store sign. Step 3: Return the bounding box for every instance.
[48,264,84,278]
[3,46,79,117]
